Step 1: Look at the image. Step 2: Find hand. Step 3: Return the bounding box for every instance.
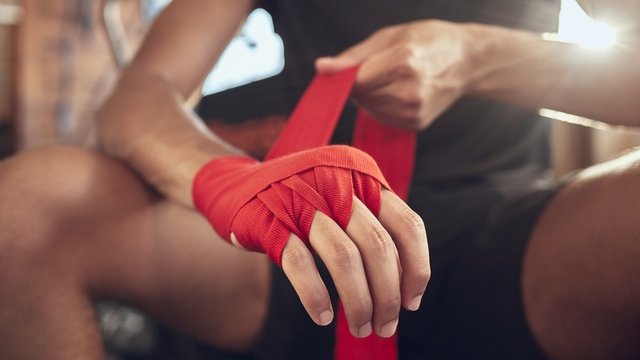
[316,20,475,130]
[194,146,430,338]
[278,188,429,338]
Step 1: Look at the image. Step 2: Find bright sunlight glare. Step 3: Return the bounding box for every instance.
[557,0,616,48]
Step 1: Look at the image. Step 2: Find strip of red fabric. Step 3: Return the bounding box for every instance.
[267,67,416,360]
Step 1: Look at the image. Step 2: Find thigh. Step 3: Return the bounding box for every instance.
[0,145,270,352]
[90,199,271,352]
[523,150,640,360]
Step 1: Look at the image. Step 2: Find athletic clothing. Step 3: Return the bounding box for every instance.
[243,0,562,358]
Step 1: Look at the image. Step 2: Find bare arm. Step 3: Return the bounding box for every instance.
[97,0,255,206]
[317,0,640,129]
[466,19,640,127]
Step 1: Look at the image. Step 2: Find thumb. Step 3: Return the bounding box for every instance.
[315,28,395,74]
[315,56,360,74]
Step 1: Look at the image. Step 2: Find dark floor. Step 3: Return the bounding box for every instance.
[100,303,255,360]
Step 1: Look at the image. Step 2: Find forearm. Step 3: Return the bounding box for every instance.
[97,68,242,207]
[96,0,254,207]
[465,23,640,126]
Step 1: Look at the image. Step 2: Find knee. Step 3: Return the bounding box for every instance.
[0,145,151,272]
[0,145,151,222]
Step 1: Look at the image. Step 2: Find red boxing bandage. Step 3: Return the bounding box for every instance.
[193,145,389,265]
[193,67,414,360]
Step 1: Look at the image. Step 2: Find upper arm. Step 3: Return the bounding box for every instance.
[576,0,640,27]
[129,0,256,98]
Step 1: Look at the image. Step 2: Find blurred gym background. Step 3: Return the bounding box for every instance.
[0,0,638,359]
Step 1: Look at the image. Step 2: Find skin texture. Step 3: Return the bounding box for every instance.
[0,0,639,358]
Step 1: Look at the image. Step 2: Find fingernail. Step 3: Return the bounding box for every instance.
[379,319,398,338]
[357,322,372,338]
[318,311,333,326]
[408,295,423,311]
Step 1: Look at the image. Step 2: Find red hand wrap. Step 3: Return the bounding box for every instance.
[193,145,389,264]
[193,67,415,360]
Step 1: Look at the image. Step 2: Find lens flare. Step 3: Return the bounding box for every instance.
[557,0,616,49]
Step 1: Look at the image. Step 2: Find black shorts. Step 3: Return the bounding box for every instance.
[253,179,564,360]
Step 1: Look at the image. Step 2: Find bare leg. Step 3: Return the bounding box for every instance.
[0,145,270,359]
[524,149,640,360]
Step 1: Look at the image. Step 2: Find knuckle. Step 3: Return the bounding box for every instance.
[349,295,374,321]
[312,215,336,236]
[400,207,426,234]
[391,90,425,130]
[304,287,329,311]
[328,241,360,268]
[394,43,420,72]
[281,244,310,269]
[393,53,419,79]
[379,293,402,315]
[413,266,432,286]
[398,86,422,108]
[366,226,395,257]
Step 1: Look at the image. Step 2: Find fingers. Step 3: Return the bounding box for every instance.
[344,197,402,338]
[355,43,416,94]
[378,190,430,311]
[281,233,334,326]
[284,190,429,339]
[309,203,403,339]
[308,212,375,338]
[315,56,361,74]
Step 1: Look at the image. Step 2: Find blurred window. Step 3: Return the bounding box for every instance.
[201,8,284,95]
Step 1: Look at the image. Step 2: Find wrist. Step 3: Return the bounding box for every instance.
[462,23,553,99]
[461,23,513,96]
[193,155,259,223]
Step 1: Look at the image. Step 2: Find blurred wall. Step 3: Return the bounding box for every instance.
[10,0,149,151]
